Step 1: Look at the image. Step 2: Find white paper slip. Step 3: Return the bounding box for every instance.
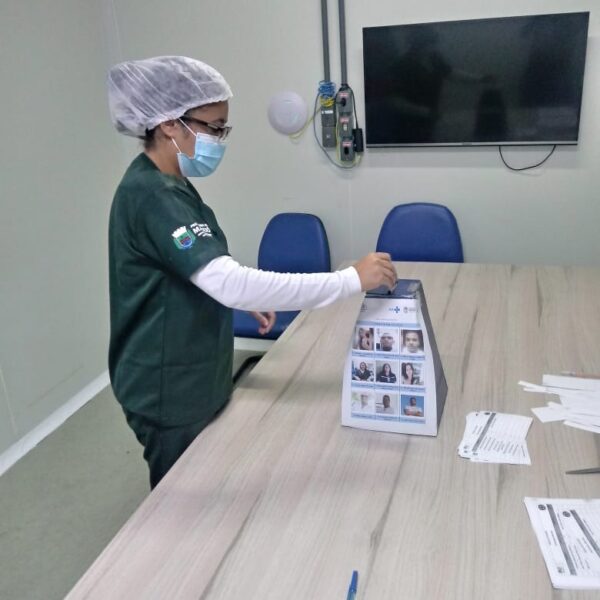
[458,411,532,465]
[543,374,600,393]
[524,497,600,589]
[522,375,600,434]
[531,404,569,423]
[519,381,600,402]
[559,395,600,415]
[566,413,600,427]
[519,380,554,394]
[564,421,600,435]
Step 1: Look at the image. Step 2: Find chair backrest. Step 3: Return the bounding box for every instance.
[258,213,331,273]
[376,203,464,263]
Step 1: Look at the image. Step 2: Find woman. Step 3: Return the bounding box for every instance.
[401,362,420,385]
[352,362,373,381]
[377,363,397,383]
[107,56,396,488]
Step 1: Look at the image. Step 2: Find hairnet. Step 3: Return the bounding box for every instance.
[107,56,233,137]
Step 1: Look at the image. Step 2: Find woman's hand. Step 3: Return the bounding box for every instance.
[353,252,396,291]
[250,311,276,335]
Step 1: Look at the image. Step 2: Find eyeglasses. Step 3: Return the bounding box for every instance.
[180,116,232,141]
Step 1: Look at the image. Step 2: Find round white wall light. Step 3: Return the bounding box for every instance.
[267,91,308,135]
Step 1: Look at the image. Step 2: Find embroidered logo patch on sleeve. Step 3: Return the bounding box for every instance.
[172,226,194,250]
[191,222,213,238]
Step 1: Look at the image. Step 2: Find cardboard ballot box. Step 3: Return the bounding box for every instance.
[342,280,447,435]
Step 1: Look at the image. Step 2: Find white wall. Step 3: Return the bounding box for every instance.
[111,0,599,270]
[0,0,125,457]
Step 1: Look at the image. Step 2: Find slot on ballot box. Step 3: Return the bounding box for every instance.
[342,279,447,435]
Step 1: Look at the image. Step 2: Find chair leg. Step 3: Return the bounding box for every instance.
[232,355,263,385]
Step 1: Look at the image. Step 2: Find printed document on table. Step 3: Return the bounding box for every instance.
[458,411,532,465]
[524,498,600,590]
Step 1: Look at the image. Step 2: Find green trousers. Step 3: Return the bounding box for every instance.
[123,410,213,489]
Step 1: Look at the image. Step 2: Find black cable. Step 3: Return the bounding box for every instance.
[349,86,360,128]
[498,145,556,171]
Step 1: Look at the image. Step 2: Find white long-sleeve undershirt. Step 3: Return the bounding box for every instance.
[189,255,362,311]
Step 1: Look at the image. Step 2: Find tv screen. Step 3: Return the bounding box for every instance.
[363,12,589,147]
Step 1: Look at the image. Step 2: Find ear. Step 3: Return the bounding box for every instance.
[158,119,180,138]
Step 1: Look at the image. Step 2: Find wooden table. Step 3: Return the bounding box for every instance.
[67,263,600,599]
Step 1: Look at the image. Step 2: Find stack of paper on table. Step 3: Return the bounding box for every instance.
[524,497,600,590]
[458,411,532,465]
[520,375,600,434]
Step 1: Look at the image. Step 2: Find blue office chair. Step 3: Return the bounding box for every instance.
[233,213,331,382]
[376,203,464,262]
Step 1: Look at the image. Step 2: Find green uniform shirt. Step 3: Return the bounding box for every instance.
[108,153,233,426]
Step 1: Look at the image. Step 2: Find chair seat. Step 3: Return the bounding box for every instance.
[233,309,300,340]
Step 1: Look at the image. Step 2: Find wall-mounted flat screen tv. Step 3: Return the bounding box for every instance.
[363,12,589,147]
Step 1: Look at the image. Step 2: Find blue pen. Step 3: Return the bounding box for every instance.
[346,570,358,600]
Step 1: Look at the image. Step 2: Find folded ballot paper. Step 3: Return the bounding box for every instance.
[458,411,532,465]
[520,375,600,434]
[524,497,600,590]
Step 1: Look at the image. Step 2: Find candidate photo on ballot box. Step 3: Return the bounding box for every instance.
[375,327,399,352]
[401,362,423,386]
[401,394,425,418]
[376,360,399,383]
[376,392,398,415]
[352,326,374,352]
[401,329,424,355]
[351,391,375,414]
[351,360,375,382]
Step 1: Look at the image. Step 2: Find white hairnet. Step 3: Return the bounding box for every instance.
[107,56,233,137]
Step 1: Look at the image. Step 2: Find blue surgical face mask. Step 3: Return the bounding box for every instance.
[172,120,226,177]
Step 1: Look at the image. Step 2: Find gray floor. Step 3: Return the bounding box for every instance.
[0,350,260,600]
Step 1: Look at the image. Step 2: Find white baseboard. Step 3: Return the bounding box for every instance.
[0,370,110,478]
